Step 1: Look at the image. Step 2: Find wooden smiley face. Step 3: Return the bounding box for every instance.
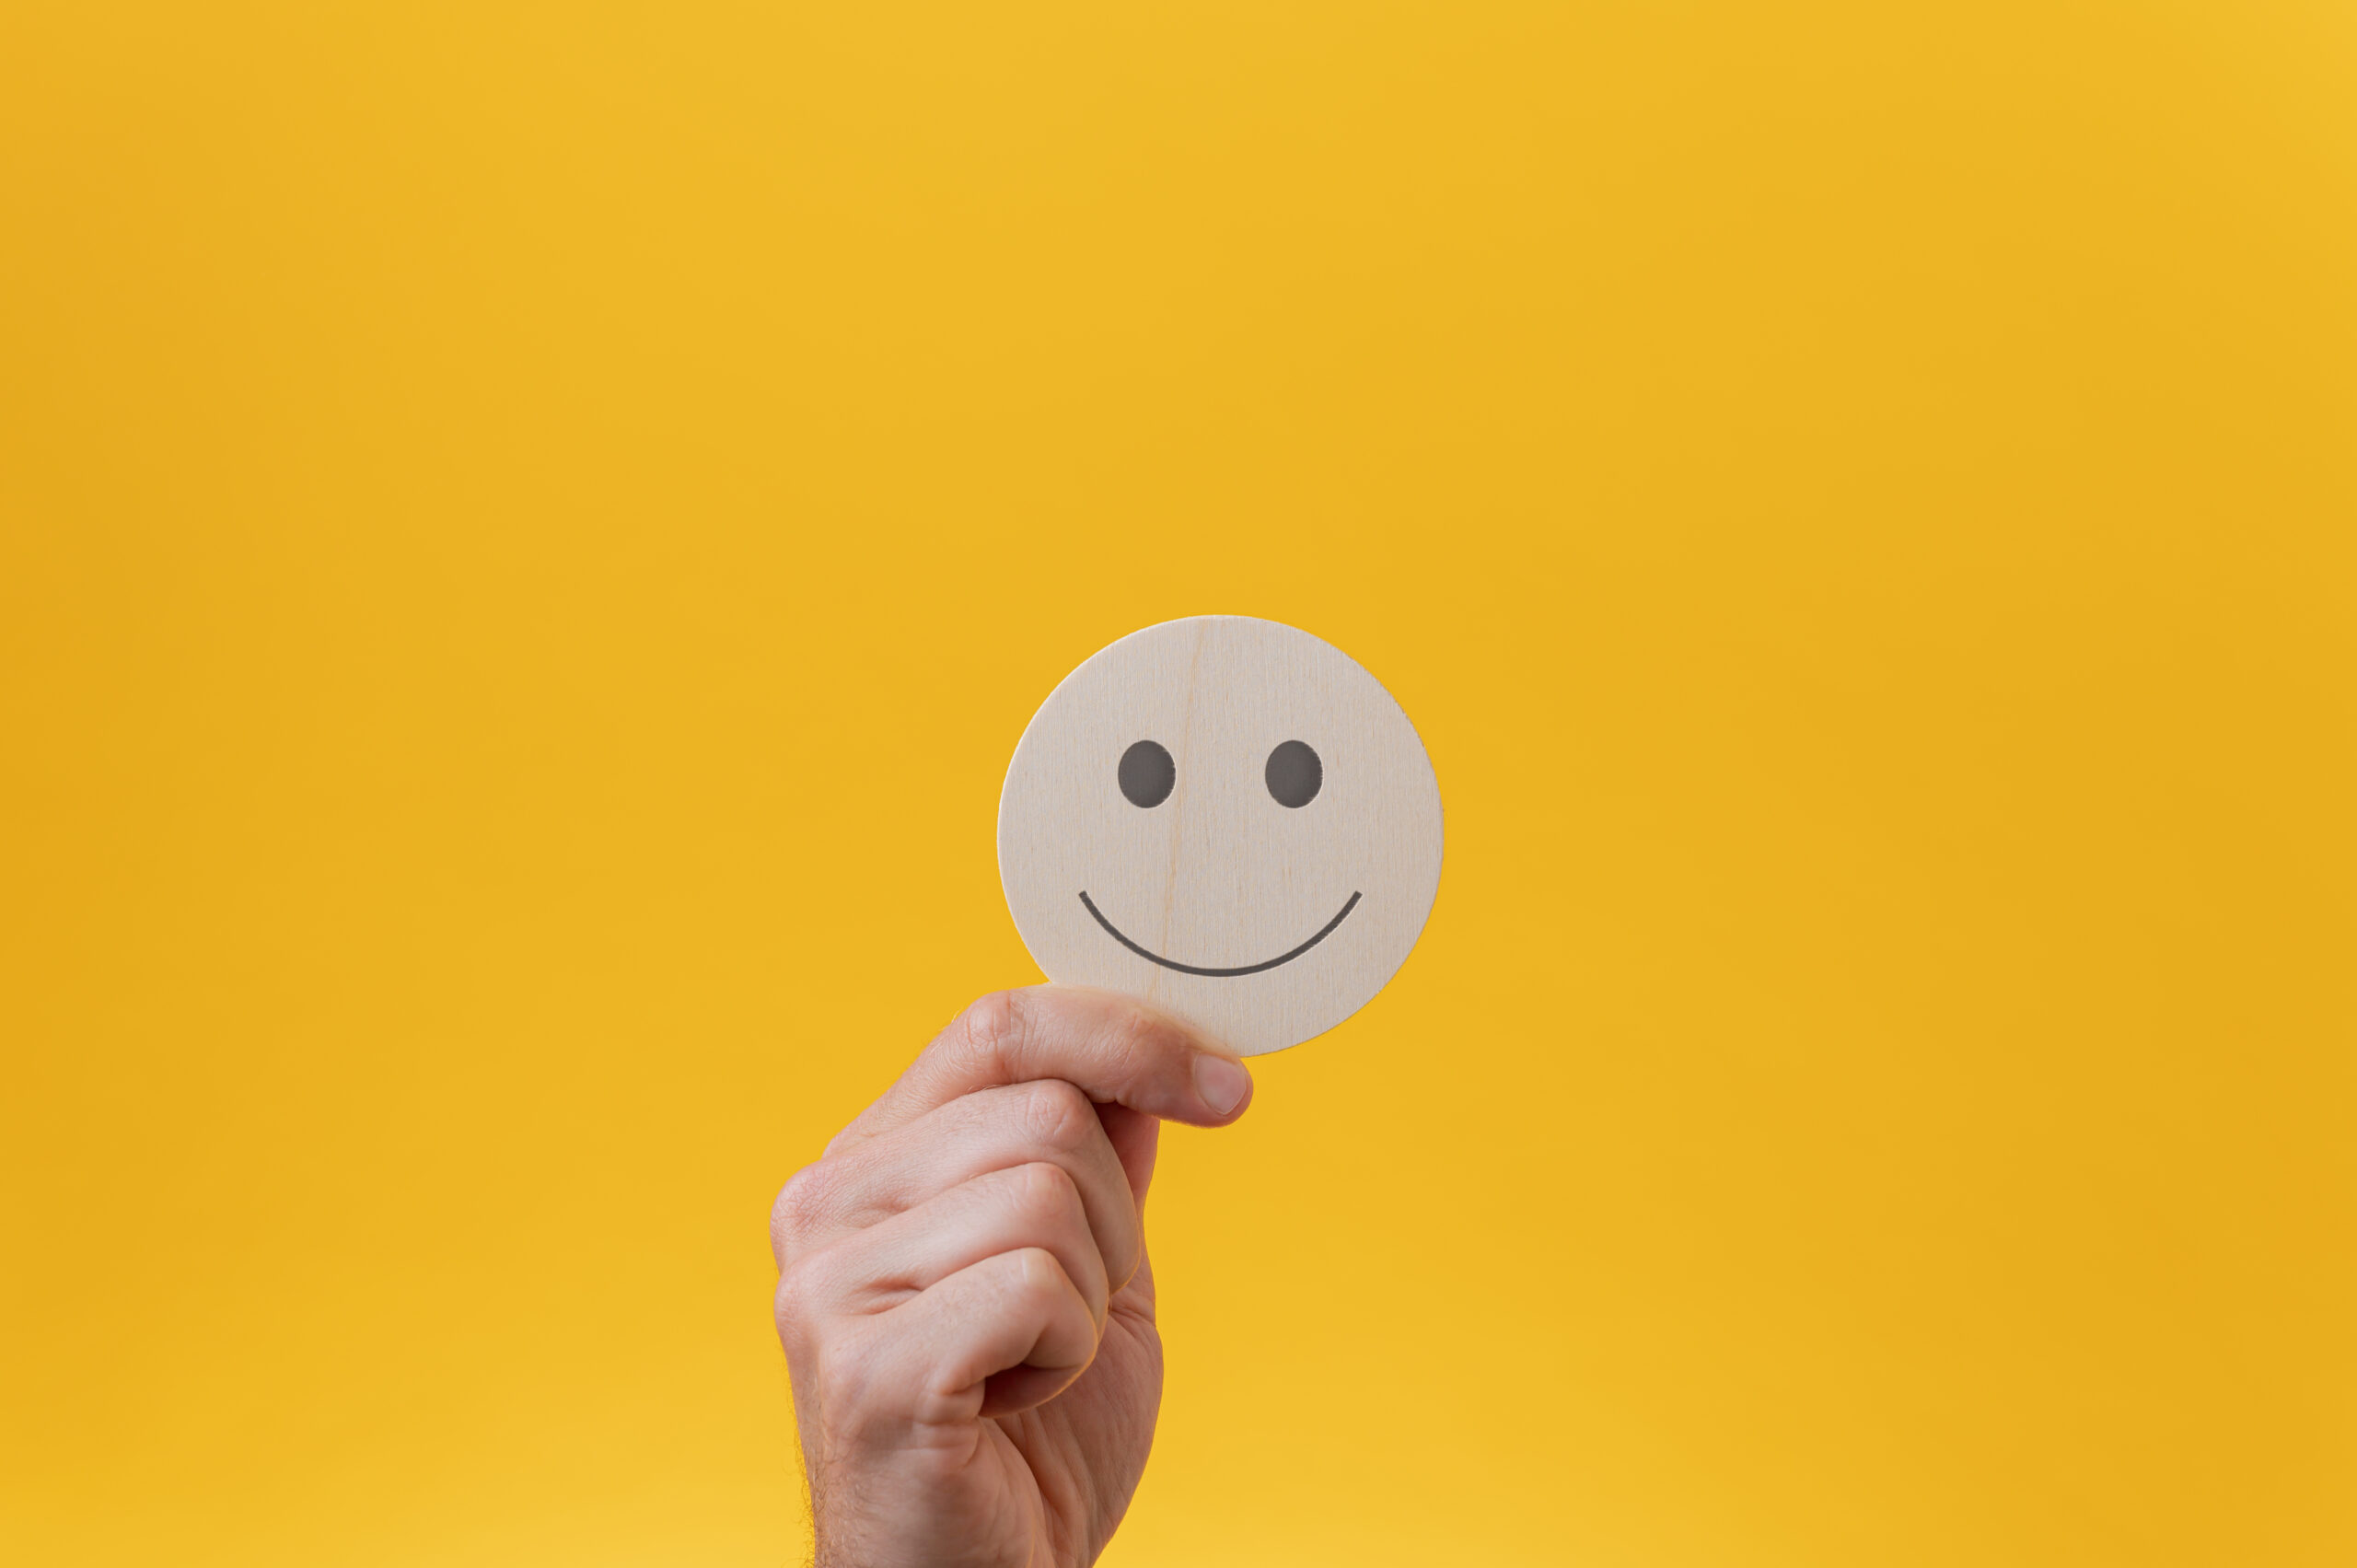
[997,616,1444,1056]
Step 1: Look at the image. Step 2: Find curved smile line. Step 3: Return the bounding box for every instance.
[1076,890,1363,978]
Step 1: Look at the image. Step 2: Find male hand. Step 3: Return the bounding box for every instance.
[771,986,1255,1568]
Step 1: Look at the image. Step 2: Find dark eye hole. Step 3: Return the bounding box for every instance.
[1118,740,1176,807]
[1265,740,1322,807]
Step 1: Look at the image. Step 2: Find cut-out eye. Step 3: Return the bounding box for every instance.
[1265,740,1322,807]
[1119,740,1176,807]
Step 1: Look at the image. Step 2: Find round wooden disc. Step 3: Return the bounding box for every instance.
[998,616,1444,1056]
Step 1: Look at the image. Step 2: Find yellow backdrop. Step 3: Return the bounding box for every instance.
[4,3,2351,1563]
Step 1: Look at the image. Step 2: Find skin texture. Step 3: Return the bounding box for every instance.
[772,986,1255,1568]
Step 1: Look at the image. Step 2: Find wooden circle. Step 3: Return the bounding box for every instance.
[998,616,1444,1056]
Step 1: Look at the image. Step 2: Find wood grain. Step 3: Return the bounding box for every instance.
[998,616,1443,1055]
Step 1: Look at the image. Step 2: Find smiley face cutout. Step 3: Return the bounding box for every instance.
[998,616,1444,1056]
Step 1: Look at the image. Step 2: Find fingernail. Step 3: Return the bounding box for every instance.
[1192,1053,1251,1116]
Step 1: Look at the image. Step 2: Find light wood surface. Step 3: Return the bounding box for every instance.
[998,616,1444,1055]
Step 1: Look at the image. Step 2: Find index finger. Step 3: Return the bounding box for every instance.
[836,986,1254,1145]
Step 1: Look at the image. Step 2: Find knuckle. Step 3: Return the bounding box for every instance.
[1107,995,1162,1045]
[957,988,1028,1070]
[1010,1246,1067,1303]
[1097,998,1178,1081]
[772,1255,828,1330]
[770,1164,831,1256]
[811,1333,878,1421]
[1107,995,1171,1051]
[1017,1078,1095,1154]
[1012,1159,1081,1219]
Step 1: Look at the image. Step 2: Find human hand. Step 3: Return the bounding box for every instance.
[771,987,1255,1568]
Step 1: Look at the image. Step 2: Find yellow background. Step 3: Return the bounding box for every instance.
[4,2,2352,1563]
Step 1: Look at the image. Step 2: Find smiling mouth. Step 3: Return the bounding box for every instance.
[1076,890,1362,978]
